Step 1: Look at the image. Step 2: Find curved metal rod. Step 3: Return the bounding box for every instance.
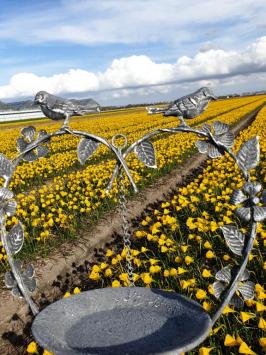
[64,128,138,193]
[0,226,39,315]
[1,125,138,315]
[211,222,257,325]
[106,125,208,192]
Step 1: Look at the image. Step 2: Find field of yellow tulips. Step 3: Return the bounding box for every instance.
[0,96,266,268]
[44,103,266,355]
[0,95,265,354]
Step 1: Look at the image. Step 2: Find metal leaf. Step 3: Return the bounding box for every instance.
[195,140,209,154]
[0,154,13,179]
[13,260,22,271]
[36,145,49,158]
[7,222,24,255]
[253,206,266,222]
[220,225,245,256]
[229,295,244,308]
[77,138,99,165]
[21,126,36,142]
[240,269,250,282]
[23,151,37,162]
[243,181,261,196]
[207,145,222,159]
[4,271,15,288]
[237,136,260,171]
[238,281,255,300]
[17,137,28,153]
[201,124,211,133]
[38,130,48,139]
[23,264,35,278]
[215,266,232,283]
[0,187,13,200]
[213,281,226,299]
[213,121,229,135]
[134,141,157,168]
[235,207,251,222]
[230,189,247,205]
[5,200,17,217]
[11,285,23,299]
[217,132,234,148]
[23,276,36,293]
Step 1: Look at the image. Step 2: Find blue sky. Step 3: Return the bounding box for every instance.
[0,0,266,105]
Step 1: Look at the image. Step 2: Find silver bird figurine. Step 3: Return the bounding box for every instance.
[34,91,101,127]
[146,87,217,126]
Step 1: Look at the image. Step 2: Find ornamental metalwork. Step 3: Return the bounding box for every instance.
[0,87,264,354]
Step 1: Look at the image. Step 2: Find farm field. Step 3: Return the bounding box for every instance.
[0,95,265,355]
[0,95,266,267]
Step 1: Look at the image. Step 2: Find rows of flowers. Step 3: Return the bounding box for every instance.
[0,97,265,268]
[26,104,266,355]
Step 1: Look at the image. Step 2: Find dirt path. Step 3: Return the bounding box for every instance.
[0,106,263,354]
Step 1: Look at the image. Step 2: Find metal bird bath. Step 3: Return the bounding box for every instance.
[1,87,264,355]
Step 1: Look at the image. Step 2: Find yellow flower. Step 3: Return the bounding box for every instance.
[27,341,38,354]
[119,273,129,282]
[73,287,81,294]
[239,312,256,323]
[222,305,235,314]
[169,268,177,277]
[43,350,54,355]
[256,302,266,312]
[177,267,187,275]
[224,334,238,347]
[112,280,121,288]
[238,342,257,354]
[142,273,153,285]
[164,270,170,277]
[203,241,212,249]
[199,347,213,355]
[100,262,108,270]
[175,256,182,263]
[104,268,113,277]
[202,301,212,312]
[196,289,207,300]
[205,250,215,259]
[223,254,230,261]
[259,338,266,349]
[202,269,212,278]
[89,270,100,281]
[258,317,266,329]
[184,256,194,265]
[63,292,71,298]
[181,245,189,253]
[106,249,114,257]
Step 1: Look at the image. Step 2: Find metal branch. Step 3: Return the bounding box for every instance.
[106,125,208,193]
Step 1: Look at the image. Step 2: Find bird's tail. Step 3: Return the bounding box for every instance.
[77,106,101,115]
[146,106,167,115]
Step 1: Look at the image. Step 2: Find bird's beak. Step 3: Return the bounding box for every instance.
[33,98,39,105]
[210,95,217,100]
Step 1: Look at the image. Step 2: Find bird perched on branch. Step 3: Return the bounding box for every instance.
[146,87,217,126]
[34,91,101,127]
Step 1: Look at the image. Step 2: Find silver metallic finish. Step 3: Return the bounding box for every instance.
[32,287,212,355]
[34,91,101,127]
[146,87,217,126]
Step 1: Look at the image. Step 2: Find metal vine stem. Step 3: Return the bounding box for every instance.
[0,95,264,333]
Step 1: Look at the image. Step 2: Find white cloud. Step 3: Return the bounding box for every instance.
[0,36,266,101]
[0,0,265,47]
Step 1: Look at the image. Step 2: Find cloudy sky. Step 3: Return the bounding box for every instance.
[0,0,266,105]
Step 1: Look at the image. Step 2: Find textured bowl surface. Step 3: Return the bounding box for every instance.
[32,287,212,355]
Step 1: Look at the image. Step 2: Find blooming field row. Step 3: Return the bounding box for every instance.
[0,95,263,191]
[45,105,266,355]
[0,97,266,267]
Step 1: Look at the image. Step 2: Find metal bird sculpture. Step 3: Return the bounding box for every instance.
[146,87,217,126]
[34,91,101,127]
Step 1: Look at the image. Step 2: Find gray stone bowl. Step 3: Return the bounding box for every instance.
[32,287,212,355]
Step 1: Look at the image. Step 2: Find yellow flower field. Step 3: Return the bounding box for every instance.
[1,95,266,267]
[70,104,265,355]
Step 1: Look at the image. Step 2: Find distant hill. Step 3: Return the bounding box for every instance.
[0,97,100,112]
